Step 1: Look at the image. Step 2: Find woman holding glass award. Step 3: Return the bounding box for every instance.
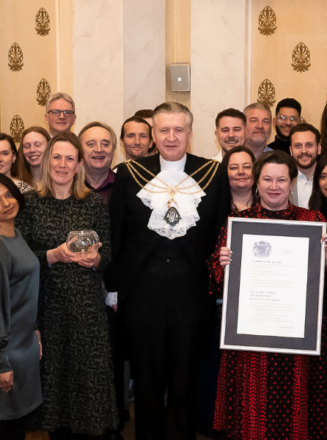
[16,132,118,439]
[209,150,327,440]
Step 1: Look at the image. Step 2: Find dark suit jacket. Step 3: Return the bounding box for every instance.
[105,153,231,306]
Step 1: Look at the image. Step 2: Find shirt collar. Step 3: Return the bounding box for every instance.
[297,169,313,182]
[159,154,187,171]
[85,168,115,190]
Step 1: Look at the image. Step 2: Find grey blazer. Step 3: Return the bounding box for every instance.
[289,177,298,206]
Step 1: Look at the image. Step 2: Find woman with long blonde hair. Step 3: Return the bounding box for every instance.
[16,131,118,439]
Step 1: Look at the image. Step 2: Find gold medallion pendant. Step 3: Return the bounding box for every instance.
[164,207,181,226]
[126,159,219,226]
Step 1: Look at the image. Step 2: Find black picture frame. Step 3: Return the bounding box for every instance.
[221,217,326,355]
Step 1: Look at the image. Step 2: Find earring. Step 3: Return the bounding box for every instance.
[255,188,259,197]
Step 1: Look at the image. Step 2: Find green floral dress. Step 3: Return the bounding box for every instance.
[16,191,118,435]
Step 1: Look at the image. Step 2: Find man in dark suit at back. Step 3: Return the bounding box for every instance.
[106,102,231,440]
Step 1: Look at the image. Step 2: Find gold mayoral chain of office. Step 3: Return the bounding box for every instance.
[125,159,219,227]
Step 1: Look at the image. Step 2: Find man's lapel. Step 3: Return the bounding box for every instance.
[151,153,161,175]
[184,153,200,175]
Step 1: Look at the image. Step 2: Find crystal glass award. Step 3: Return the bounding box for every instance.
[66,230,100,254]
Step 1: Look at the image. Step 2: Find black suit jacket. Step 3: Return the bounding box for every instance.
[105,153,231,306]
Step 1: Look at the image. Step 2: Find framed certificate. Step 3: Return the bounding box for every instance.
[221,217,326,355]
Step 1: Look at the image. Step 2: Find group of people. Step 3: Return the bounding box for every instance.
[0,92,327,440]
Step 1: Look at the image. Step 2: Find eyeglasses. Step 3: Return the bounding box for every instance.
[47,110,75,117]
[277,115,299,123]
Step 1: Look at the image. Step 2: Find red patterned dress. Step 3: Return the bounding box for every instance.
[208,204,327,440]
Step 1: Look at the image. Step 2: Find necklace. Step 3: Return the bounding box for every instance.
[126,159,219,226]
[231,194,253,212]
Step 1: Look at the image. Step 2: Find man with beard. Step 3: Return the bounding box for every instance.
[244,103,272,158]
[212,108,246,162]
[268,98,302,155]
[289,123,321,208]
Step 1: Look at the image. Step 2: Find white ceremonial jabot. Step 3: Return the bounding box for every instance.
[137,155,206,240]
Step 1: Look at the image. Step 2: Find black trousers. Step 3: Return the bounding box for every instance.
[122,258,214,440]
[196,303,223,437]
[0,416,26,440]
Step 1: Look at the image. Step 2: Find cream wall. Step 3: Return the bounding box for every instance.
[251,1,327,137]
[72,0,124,147]
[123,0,165,119]
[165,0,191,108]
[72,0,165,166]
[190,0,250,158]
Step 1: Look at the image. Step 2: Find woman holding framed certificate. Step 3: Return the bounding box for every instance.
[209,150,327,439]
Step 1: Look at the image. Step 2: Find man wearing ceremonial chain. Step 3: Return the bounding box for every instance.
[106,102,231,440]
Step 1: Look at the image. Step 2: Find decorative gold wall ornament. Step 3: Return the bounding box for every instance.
[292,42,311,73]
[8,43,24,71]
[10,115,25,144]
[36,8,50,36]
[258,6,277,36]
[36,78,51,106]
[257,79,276,107]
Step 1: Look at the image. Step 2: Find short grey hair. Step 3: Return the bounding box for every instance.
[46,92,75,113]
[78,121,117,150]
[153,102,193,128]
[243,102,272,119]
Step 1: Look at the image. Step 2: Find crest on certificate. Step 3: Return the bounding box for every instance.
[253,240,272,258]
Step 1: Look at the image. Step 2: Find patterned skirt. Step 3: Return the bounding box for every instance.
[214,317,327,439]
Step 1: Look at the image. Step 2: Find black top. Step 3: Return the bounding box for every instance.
[268,135,290,155]
[106,153,231,305]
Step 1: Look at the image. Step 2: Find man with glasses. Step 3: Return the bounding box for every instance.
[45,92,76,137]
[268,98,302,155]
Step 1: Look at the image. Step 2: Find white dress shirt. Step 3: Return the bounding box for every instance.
[212,150,223,162]
[296,170,313,209]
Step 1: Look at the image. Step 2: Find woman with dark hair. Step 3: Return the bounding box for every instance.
[209,150,327,439]
[16,127,50,187]
[0,134,31,193]
[197,146,257,437]
[0,174,42,440]
[16,132,118,439]
[321,104,327,154]
[309,153,327,219]
[221,145,257,212]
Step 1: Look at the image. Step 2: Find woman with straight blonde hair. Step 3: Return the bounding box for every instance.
[16,131,118,439]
